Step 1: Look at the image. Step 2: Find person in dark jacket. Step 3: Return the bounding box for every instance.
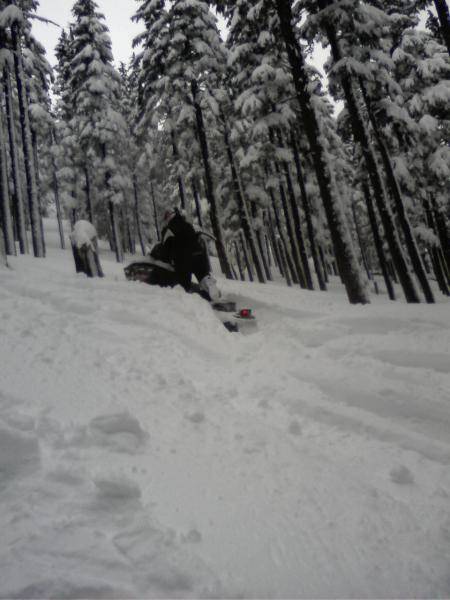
[159,208,221,302]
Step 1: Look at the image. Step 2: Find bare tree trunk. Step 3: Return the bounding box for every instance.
[150,181,160,242]
[273,130,313,289]
[133,175,146,255]
[314,10,419,302]
[3,66,27,254]
[359,81,434,303]
[31,129,46,257]
[277,237,292,287]
[11,21,45,257]
[362,183,396,301]
[290,133,327,290]
[240,230,254,282]
[275,166,305,287]
[49,128,65,250]
[223,122,266,283]
[170,130,187,211]
[0,94,16,255]
[108,200,123,262]
[266,210,283,275]
[192,178,204,228]
[191,80,232,279]
[84,167,93,223]
[275,0,370,304]
[318,246,330,283]
[269,184,299,285]
[0,226,8,267]
[101,142,123,263]
[234,241,245,281]
[430,195,450,282]
[424,195,449,296]
[434,0,450,55]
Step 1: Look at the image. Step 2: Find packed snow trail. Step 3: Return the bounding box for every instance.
[1,220,450,598]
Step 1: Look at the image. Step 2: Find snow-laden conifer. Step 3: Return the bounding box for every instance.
[67,0,129,262]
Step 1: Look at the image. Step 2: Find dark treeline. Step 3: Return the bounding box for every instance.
[0,0,449,304]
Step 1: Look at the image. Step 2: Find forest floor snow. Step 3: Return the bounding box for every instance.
[1,220,450,599]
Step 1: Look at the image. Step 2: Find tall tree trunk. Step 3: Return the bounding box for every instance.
[0,226,8,267]
[431,195,450,281]
[269,187,298,285]
[108,201,123,262]
[133,175,146,255]
[275,0,369,304]
[256,224,272,281]
[31,130,46,257]
[351,202,371,281]
[240,230,254,282]
[123,204,135,255]
[277,237,292,287]
[84,167,93,223]
[290,132,327,290]
[424,196,449,295]
[362,183,396,301]
[3,66,27,254]
[150,181,160,242]
[101,143,123,262]
[359,81,435,303]
[191,80,232,279]
[273,129,313,289]
[223,122,266,283]
[315,10,419,302]
[49,128,65,249]
[267,210,284,275]
[170,130,187,211]
[0,98,15,255]
[275,162,306,287]
[192,178,204,228]
[11,21,44,257]
[434,0,450,55]
[318,245,330,283]
[234,241,245,281]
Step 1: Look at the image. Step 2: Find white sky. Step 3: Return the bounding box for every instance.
[33,0,229,68]
[33,0,141,67]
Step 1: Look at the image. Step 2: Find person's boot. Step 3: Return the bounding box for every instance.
[200,274,221,303]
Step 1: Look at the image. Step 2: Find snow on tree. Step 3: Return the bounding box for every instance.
[134,0,233,278]
[66,0,129,262]
[1,0,45,257]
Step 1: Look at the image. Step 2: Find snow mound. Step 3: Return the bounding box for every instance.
[1,218,450,599]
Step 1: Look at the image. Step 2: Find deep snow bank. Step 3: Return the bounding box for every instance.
[1,220,449,598]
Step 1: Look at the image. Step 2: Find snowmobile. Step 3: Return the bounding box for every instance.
[124,242,256,333]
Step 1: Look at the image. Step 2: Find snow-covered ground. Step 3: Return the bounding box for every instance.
[1,220,450,599]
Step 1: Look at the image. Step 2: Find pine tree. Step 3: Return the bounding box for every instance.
[391,27,450,290]
[1,16,28,254]
[3,0,45,257]
[272,0,370,304]
[67,0,128,262]
[134,0,233,278]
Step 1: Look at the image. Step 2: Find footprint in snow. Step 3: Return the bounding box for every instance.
[0,421,40,487]
[390,465,415,485]
[185,411,205,424]
[182,529,203,544]
[93,473,142,501]
[288,420,302,437]
[89,411,148,453]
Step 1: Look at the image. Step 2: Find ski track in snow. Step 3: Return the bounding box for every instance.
[1,220,450,599]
